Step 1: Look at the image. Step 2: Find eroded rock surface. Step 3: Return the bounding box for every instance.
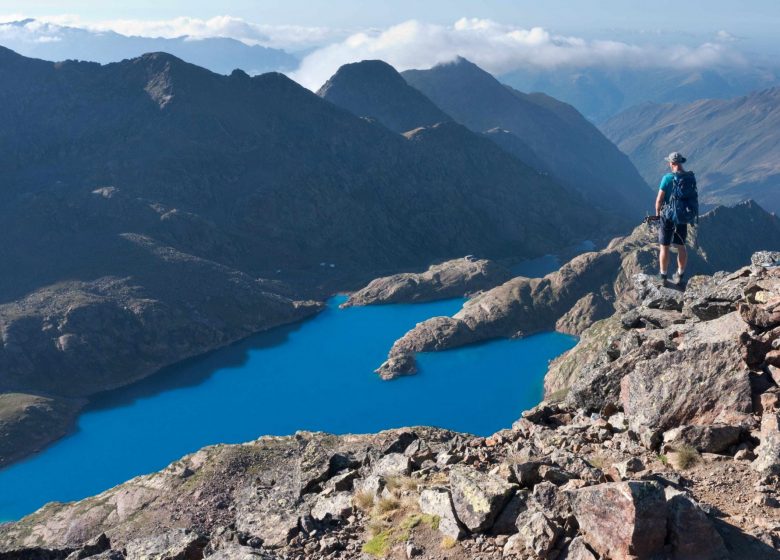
[342,257,510,307]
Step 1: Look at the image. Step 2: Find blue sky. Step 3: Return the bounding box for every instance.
[3,1,779,90]
[3,0,780,37]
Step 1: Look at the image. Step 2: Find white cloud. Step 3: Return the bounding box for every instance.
[289,18,747,90]
[0,14,747,89]
[0,14,345,50]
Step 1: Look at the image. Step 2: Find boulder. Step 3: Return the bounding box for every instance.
[311,492,353,521]
[490,490,529,535]
[561,536,598,560]
[634,273,684,311]
[621,341,753,448]
[448,465,516,532]
[752,251,780,268]
[64,533,111,560]
[354,475,385,499]
[374,353,416,380]
[204,545,269,559]
[612,457,644,480]
[568,334,668,413]
[753,413,780,475]
[568,481,667,559]
[518,512,561,559]
[502,533,525,557]
[666,492,728,560]
[371,453,411,477]
[531,481,572,523]
[662,424,743,454]
[124,529,208,560]
[418,488,464,540]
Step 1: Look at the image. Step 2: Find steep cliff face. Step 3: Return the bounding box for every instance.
[2,253,780,559]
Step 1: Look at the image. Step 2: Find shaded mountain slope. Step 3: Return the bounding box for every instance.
[602,87,780,213]
[317,59,452,133]
[402,57,652,225]
[0,46,607,466]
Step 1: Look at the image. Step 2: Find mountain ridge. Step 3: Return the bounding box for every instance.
[601,86,780,213]
[402,57,653,225]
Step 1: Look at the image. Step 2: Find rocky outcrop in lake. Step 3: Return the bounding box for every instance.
[342,257,510,308]
[377,201,780,379]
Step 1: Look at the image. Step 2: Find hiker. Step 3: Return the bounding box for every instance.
[655,151,698,287]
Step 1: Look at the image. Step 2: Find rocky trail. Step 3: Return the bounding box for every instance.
[2,251,780,559]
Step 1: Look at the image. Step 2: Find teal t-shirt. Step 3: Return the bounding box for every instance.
[658,173,675,204]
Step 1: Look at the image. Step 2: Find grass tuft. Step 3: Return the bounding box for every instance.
[354,490,375,512]
[673,445,701,470]
[441,536,457,549]
[376,497,401,514]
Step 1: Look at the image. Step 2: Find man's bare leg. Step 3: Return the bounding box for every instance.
[659,244,670,276]
[675,244,688,273]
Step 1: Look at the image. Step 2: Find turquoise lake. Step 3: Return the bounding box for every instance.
[0,271,576,522]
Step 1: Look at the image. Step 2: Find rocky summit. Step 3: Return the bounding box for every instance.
[2,251,780,559]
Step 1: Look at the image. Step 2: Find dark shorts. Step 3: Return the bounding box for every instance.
[659,217,687,246]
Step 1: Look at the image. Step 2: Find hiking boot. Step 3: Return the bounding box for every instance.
[658,272,668,285]
[673,271,686,287]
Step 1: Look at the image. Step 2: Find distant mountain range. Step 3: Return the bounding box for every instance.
[500,65,780,122]
[400,57,653,222]
[601,87,780,213]
[0,18,298,74]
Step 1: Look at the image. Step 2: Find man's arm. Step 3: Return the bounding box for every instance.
[655,189,665,217]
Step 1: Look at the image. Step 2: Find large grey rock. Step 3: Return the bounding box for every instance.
[560,536,597,560]
[634,273,684,311]
[311,492,352,521]
[568,482,667,560]
[418,488,464,540]
[448,465,516,532]
[490,490,529,535]
[662,424,743,454]
[518,512,561,559]
[666,492,728,560]
[621,341,753,448]
[204,546,267,559]
[371,453,411,477]
[754,413,780,475]
[124,529,208,560]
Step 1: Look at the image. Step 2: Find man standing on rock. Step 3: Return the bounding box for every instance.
[655,152,698,287]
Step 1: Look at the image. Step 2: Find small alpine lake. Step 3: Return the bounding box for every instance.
[0,290,576,521]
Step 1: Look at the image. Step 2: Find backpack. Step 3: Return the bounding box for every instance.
[662,171,698,225]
